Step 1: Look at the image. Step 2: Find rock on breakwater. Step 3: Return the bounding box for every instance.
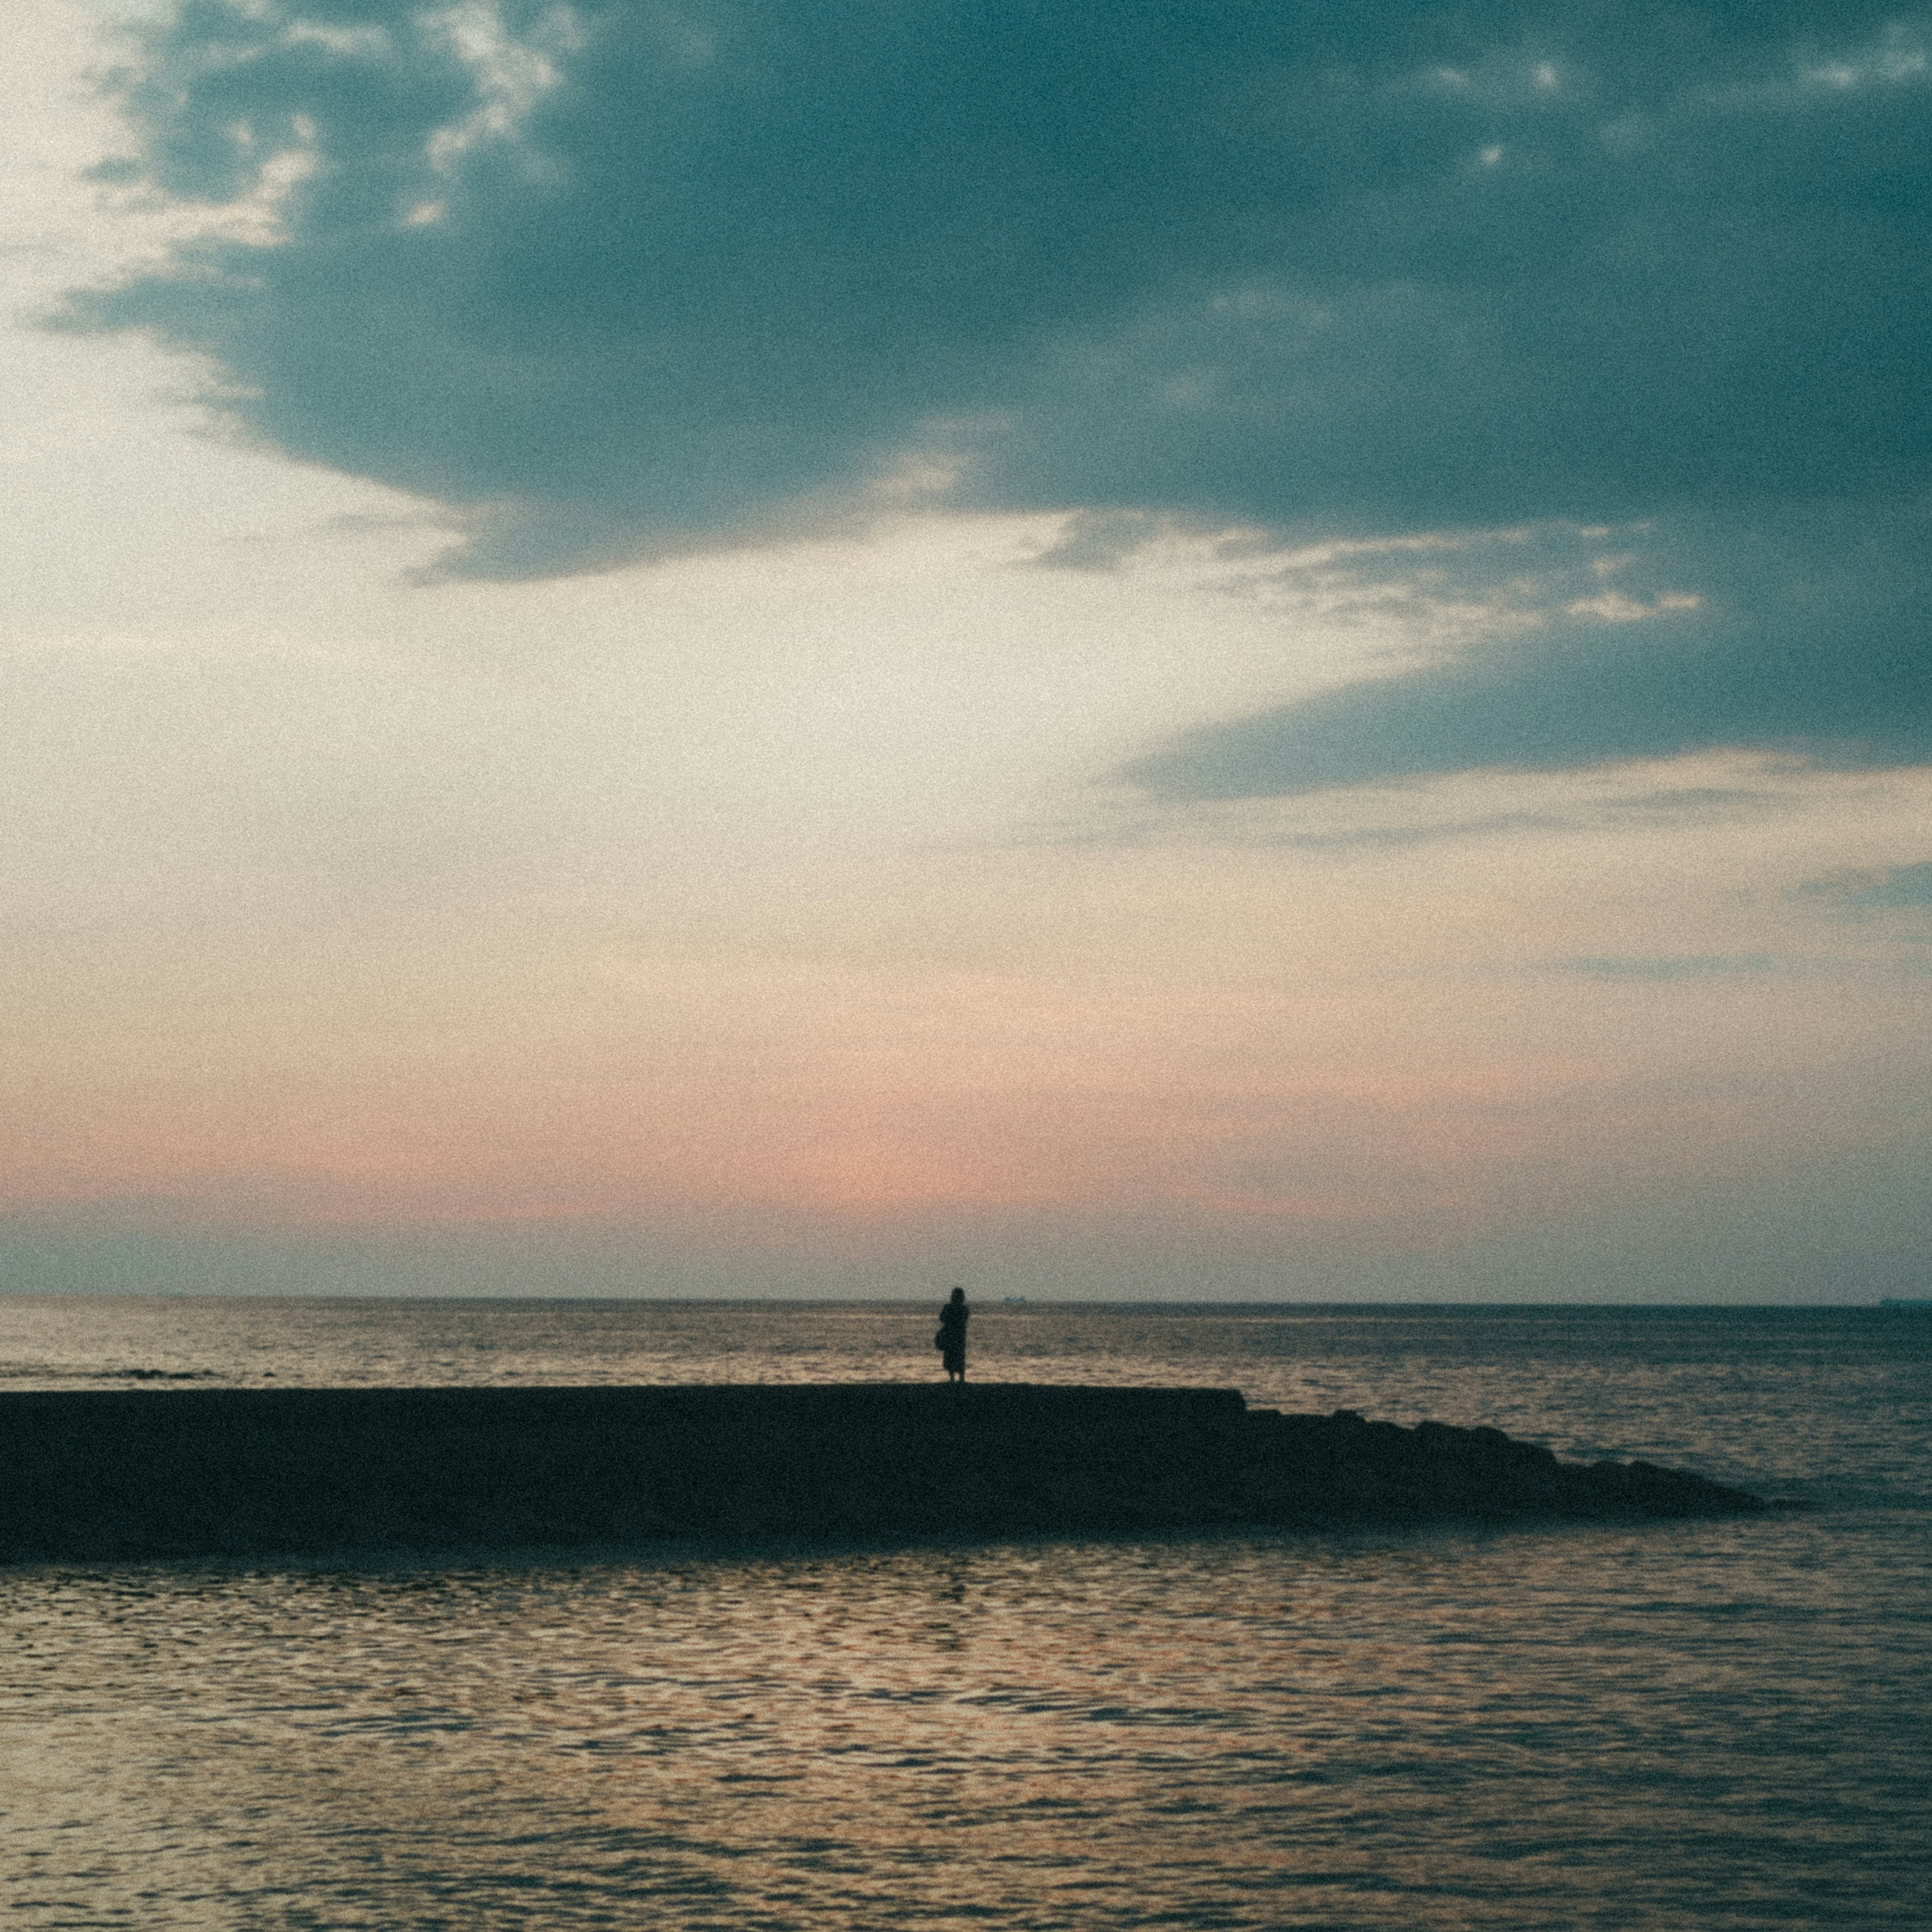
[1241,1406,1760,1525]
[0,1385,1761,1564]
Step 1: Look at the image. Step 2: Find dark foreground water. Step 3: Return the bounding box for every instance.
[2,1300,1927,1929]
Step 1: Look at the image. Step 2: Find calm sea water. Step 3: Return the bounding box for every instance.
[3,1299,1927,1929]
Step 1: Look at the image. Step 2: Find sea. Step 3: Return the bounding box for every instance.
[2,1297,1927,1930]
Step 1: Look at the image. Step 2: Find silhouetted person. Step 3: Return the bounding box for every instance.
[935,1286,969,1384]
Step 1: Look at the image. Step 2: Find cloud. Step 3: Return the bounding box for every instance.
[1544,954,1782,980]
[57,2,1932,582]
[1122,508,1932,795]
[1803,858,1932,913]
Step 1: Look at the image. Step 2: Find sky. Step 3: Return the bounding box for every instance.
[3,0,1929,1302]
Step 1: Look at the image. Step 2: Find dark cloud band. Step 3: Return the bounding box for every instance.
[62,1,1932,787]
[1123,510,1932,796]
[68,2,1932,568]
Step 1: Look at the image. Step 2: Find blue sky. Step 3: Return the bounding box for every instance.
[2,0,1928,1299]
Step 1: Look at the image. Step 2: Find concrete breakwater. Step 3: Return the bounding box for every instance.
[0,1385,1761,1564]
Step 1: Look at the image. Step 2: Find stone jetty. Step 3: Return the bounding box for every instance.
[0,1384,1761,1564]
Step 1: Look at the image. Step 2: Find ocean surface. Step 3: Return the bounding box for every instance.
[2,1298,1927,1929]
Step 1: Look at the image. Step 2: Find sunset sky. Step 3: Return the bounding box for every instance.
[4,0,1929,1301]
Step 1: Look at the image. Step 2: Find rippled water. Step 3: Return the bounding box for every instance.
[4,1300,1928,1928]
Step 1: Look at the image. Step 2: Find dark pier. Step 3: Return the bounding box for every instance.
[0,1384,1760,1564]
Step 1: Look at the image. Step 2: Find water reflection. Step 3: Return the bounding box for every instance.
[5,1518,1928,1928]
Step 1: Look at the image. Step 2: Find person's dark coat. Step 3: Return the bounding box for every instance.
[936,1291,969,1378]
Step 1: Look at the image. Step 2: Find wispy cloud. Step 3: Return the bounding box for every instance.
[1120,507,1932,794]
[1543,954,1784,980]
[1802,859,1932,915]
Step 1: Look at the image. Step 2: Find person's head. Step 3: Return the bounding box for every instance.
[949,1286,965,1305]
